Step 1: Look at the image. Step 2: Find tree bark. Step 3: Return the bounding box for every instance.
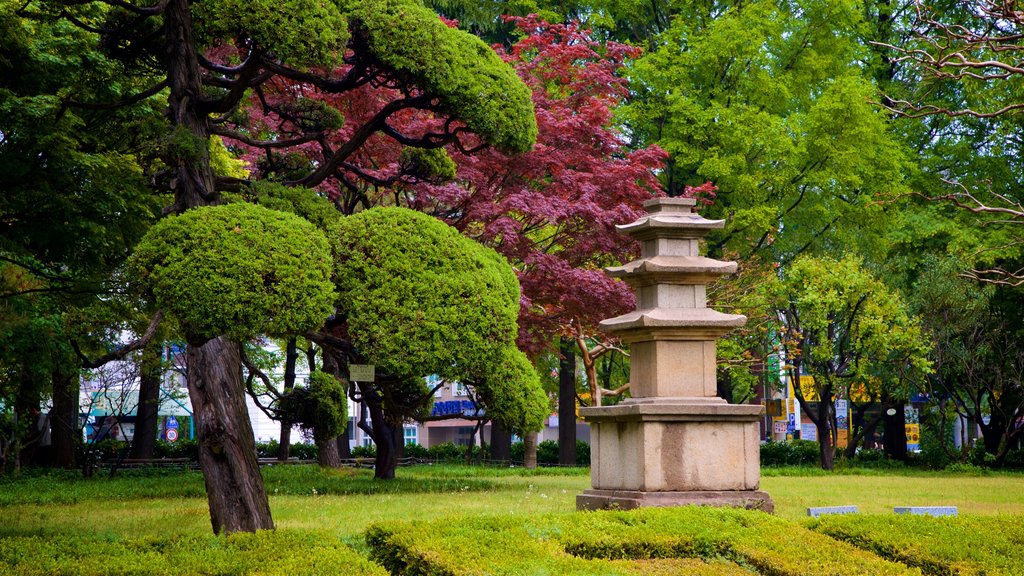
[336,428,351,460]
[883,405,907,461]
[489,419,511,465]
[558,338,576,466]
[317,434,341,467]
[187,337,274,534]
[277,337,299,461]
[50,366,78,468]
[815,398,835,471]
[523,430,538,469]
[131,343,162,460]
[357,387,401,479]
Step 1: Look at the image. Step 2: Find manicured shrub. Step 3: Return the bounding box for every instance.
[254,440,318,460]
[154,439,199,460]
[0,530,386,576]
[402,443,430,458]
[811,513,1024,575]
[351,445,377,458]
[367,506,922,575]
[760,440,820,466]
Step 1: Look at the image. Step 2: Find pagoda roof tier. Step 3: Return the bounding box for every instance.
[607,255,737,285]
[600,307,747,342]
[616,198,725,241]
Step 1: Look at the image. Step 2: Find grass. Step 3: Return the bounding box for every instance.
[1,465,1022,539]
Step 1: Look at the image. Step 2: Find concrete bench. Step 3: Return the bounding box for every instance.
[894,506,958,517]
[807,505,858,518]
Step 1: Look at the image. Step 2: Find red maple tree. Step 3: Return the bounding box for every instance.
[229,15,715,354]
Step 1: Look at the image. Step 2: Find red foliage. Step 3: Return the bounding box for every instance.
[227,16,716,354]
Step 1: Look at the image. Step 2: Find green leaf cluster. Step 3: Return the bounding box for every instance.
[194,0,350,68]
[343,0,537,152]
[334,207,546,432]
[279,371,348,442]
[623,0,909,259]
[399,146,458,182]
[770,254,931,393]
[128,203,336,344]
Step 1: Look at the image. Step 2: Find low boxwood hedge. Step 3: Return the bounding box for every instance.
[810,513,1024,575]
[366,507,923,576]
[0,530,385,576]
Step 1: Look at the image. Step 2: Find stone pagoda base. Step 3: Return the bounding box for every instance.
[577,401,774,513]
[577,489,774,512]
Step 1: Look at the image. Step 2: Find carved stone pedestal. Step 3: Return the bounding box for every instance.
[577,198,772,513]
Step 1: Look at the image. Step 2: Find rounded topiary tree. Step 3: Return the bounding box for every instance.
[130,202,336,344]
[129,202,335,533]
[334,206,546,478]
[278,370,348,466]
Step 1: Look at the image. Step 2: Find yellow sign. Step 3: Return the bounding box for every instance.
[906,424,921,445]
[798,375,819,401]
[837,429,849,449]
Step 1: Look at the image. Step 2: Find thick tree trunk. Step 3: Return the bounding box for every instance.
[50,367,78,468]
[883,405,907,462]
[336,429,351,460]
[187,337,274,534]
[317,435,341,467]
[277,338,299,461]
[489,420,511,465]
[815,400,835,471]
[360,394,401,479]
[523,430,538,469]
[558,338,576,466]
[131,343,162,460]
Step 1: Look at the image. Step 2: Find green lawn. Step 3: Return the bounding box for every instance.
[1,465,1022,538]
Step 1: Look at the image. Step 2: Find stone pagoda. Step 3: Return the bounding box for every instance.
[577,197,773,512]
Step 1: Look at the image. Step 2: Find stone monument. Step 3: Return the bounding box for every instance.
[577,197,773,512]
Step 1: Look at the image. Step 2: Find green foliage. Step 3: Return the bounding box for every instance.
[0,529,386,576]
[622,0,908,258]
[129,203,336,343]
[194,0,350,68]
[239,181,342,238]
[811,513,1024,575]
[208,136,249,179]
[255,440,318,460]
[334,207,543,429]
[343,0,537,152]
[760,440,821,467]
[154,439,200,460]
[399,146,458,182]
[476,346,549,434]
[279,371,349,442]
[367,506,922,575]
[770,254,931,402]
[509,440,591,467]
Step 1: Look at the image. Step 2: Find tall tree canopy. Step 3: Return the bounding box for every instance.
[19,0,539,533]
[621,0,909,262]
[766,254,930,469]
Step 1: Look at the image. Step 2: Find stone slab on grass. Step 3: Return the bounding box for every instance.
[807,505,858,518]
[894,506,958,517]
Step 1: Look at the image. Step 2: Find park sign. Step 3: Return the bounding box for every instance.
[349,364,375,382]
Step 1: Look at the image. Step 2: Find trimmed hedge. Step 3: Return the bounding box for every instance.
[367,507,923,576]
[0,530,386,576]
[810,513,1024,575]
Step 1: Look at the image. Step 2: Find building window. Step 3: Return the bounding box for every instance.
[347,417,355,440]
[404,426,418,446]
[454,381,469,397]
[456,427,474,446]
[426,374,444,398]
